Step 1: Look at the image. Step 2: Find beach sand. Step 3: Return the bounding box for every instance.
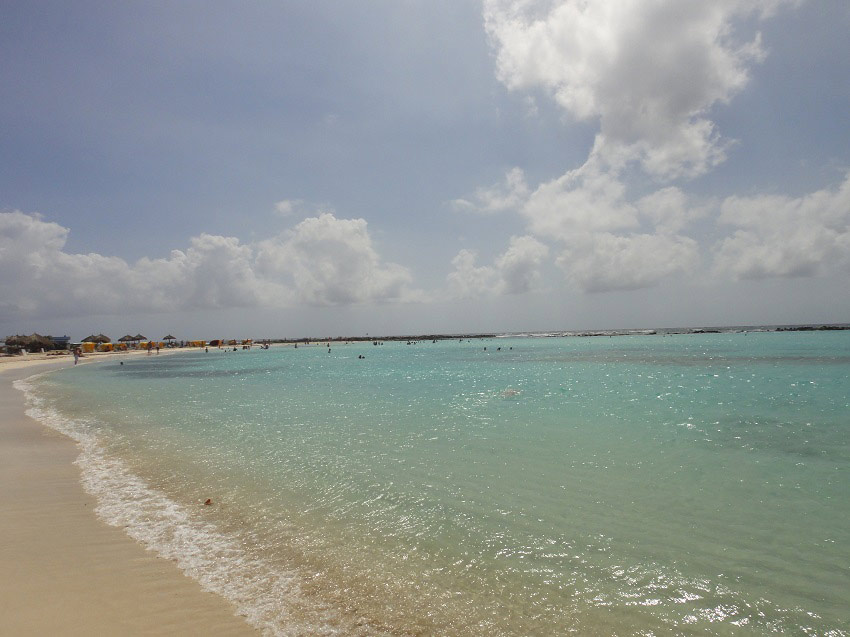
[0,359,256,636]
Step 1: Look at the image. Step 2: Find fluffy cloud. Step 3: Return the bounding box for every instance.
[518,161,702,291]
[496,235,550,294]
[637,186,708,234]
[483,0,791,180]
[0,211,146,317]
[451,0,800,294]
[274,199,300,216]
[0,210,417,320]
[147,234,267,309]
[450,156,705,293]
[446,250,499,299]
[450,167,530,214]
[256,213,415,305]
[522,158,637,236]
[274,199,331,218]
[558,232,700,293]
[714,172,850,278]
[447,235,549,298]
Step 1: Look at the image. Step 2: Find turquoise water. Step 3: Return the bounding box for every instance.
[18,332,850,635]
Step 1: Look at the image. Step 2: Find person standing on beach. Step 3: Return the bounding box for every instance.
[73,348,80,365]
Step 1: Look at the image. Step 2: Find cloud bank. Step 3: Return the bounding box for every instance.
[0,210,417,320]
[715,173,850,279]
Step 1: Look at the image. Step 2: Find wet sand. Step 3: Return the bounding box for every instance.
[0,360,256,636]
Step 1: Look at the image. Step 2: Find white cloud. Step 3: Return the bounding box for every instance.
[495,235,550,294]
[274,199,333,218]
[558,232,700,293]
[274,199,300,216]
[522,158,637,236]
[637,186,708,234]
[0,210,418,321]
[446,249,498,299]
[256,213,416,306]
[148,234,267,309]
[0,210,142,317]
[450,167,530,214]
[714,172,850,278]
[518,163,702,291]
[483,0,793,180]
[447,235,550,298]
[458,0,800,294]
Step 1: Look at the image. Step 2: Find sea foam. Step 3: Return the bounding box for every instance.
[14,375,365,636]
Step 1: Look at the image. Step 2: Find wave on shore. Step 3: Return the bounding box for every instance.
[14,374,360,636]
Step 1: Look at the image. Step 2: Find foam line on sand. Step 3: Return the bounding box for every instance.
[0,361,256,636]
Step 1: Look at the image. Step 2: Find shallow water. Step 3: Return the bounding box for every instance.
[19,332,850,635]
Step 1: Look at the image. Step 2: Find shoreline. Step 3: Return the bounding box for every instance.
[0,359,256,635]
[0,346,187,369]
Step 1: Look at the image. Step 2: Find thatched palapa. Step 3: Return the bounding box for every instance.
[4,333,56,352]
[82,334,111,344]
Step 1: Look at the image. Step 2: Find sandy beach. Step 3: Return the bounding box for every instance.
[0,356,256,636]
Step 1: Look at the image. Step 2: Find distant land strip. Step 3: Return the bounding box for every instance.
[256,324,849,344]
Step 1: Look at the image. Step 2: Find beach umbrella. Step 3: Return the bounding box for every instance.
[83,334,111,344]
[133,334,147,341]
[163,334,176,341]
[9,333,55,352]
[118,334,135,343]
[30,334,54,351]
[5,334,31,351]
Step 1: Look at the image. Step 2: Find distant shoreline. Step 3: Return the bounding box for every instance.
[258,323,849,344]
[4,324,847,366]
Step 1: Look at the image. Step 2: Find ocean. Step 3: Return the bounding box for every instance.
[16,331,850,635]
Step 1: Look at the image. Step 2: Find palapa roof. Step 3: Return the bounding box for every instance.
[133,334,147,341]
[118,334,135,342]
[82,333,111,343]
[6,333,53,347]
[163,334,176,340]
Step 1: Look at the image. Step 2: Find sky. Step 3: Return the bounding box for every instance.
[2,0,849,340]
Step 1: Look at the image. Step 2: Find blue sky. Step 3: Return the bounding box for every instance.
[2,1,849,340]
